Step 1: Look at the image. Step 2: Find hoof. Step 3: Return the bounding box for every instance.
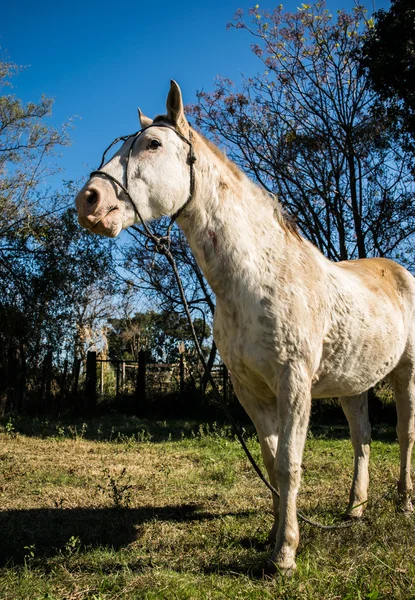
[345,508,365,520]
[265,559,296,577]
[401,499,413,515]
[397,490,413,514]
[267,554,297,577]
[345,501,367,520]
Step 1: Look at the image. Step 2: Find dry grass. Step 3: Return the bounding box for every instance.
[0,416,414,599]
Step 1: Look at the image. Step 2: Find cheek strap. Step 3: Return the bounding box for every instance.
[90,124,196,228]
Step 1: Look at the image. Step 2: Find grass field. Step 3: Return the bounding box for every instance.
[0,414,414,599]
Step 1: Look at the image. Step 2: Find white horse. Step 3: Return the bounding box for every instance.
[76,81,415,573]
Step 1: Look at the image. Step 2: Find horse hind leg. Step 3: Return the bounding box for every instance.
[389,364,415,513]
[341,392,371,518]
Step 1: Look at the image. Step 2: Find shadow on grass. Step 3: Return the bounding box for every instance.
[201,560,271,580]
[1,413,398,445]
[309,423,398,443]
[0,414,246,443]
[0,503,254,567]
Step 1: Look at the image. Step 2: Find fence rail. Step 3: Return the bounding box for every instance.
[0,344,232,416]
[85,351,230,407]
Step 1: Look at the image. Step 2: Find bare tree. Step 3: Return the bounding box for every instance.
[188,2,415,267]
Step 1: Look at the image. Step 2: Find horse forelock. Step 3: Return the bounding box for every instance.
[152,114,171,124]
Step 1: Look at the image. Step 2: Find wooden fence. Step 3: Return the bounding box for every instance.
[84,351,231,408]
[0,344,231,416]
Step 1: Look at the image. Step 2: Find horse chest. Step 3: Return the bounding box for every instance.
[213,297,313,390]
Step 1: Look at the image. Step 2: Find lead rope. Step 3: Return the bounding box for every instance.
[92,125,356,531]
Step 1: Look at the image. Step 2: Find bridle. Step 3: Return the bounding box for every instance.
[89,122,197,248]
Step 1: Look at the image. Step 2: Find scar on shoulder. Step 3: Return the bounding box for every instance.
[208,229,218,253]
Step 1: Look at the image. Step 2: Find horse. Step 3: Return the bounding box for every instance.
[75,80,415,574]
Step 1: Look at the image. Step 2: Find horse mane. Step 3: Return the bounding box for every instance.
[195,131,300,240]
[274,201,301,239]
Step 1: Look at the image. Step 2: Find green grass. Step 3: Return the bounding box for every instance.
[0,415,414,599]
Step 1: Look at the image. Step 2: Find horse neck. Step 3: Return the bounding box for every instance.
[177,137,292,299]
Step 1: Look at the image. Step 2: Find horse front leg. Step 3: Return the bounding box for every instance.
[270,364,312,574]
[341,392,371,518]
[231,378,280,544]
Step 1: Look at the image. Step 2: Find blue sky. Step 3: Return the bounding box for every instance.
[2,0,390,188]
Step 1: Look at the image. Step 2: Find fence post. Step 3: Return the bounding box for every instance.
[121,361,125,394]
[58,359,68,414]
[73,358,81,395]
[39,348,53,412]
[85,351,97,410]
[45,348,53,400]
[137,350,147,402]
[179,353,185,396]
[100,360,104,395]
[7,344,27,413]
[116,361,120,400]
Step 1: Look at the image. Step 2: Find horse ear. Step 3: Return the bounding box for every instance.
[137,108,153,129]
[166,80,187,131]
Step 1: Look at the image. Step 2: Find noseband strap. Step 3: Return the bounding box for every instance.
[89,123,196,239]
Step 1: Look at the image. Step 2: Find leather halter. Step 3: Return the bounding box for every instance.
[89,123,197,231]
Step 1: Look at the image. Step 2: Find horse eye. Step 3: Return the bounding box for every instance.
[148,139,162,150]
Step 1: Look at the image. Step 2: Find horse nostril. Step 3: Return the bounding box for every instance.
[86,189,99,205]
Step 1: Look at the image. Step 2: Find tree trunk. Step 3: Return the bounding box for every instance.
[85,351,97,411]
[347,142,367,259]
[6,344,27,414]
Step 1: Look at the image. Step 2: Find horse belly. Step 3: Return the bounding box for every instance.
[312,316,407,398]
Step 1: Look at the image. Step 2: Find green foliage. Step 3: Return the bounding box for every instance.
[23,544,36,567]
[64,535,81,555]
[0,55,115,403]
[5,417,15,437]
[361,0,415,146]
[1,202,113,342]
[0,58,70,222]
[107,310,211,362]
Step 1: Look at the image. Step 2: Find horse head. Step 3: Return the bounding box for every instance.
[75,81,194,237]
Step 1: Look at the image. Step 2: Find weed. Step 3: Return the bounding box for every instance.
[23,544,36,567]
[136,428,152,443]
[114,432,137,448]
[68,422,88,441]
[64,535,81,555]
[5,417,16,438]
[97,466,134,509]
[55,424,65,439]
